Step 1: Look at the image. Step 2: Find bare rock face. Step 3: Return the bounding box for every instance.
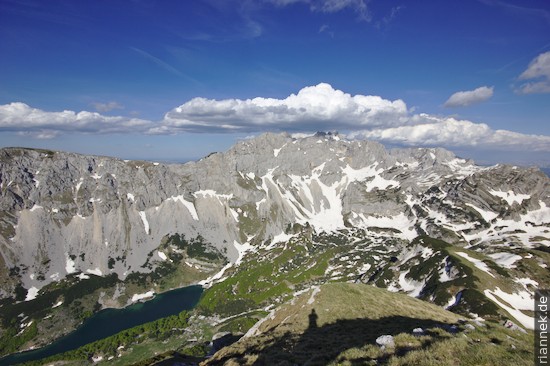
[0,133,549,296]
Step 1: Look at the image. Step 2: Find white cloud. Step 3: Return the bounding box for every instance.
[157,83,409,134]
[443,86,494,107]
[517,51,550,94]
[91,101,124,113]
[267,0,371,21]
[0,102,153,135]
[2,84,550,155]
[17,130,59,139]
[350,117,550,152]
[375,5,404,29]
[159,83,550,152]
[319,24,334,37]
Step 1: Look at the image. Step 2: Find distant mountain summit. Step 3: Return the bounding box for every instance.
[0,133,548,357]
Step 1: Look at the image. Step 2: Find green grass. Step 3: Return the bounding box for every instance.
[203,283,465,365]
[197,233,340,316]
[218,315,261,334]
[204,283,533,366]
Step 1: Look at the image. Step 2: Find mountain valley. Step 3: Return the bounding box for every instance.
[0,132,548,365]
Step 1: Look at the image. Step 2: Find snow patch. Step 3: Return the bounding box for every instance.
[341,164,379,185]
[65,253,76,274]
[158,251,168,261]
[489,190,530,206]
[464,203,498,223]
[307,286,321,305]
[75,178,83,191]
[445,293,459,309]
[92,355,103,363]
[233,240,256,266]
[484,288,534,329]
[230,208,239,222]
[398,270,424,297]
[455,252,494,278]
[131,290,155,302]
[444,158,480,177]
[354,212,416,241]
[273,148,282,157]
[244,307,276,338]
[127,193,135,202]
[515,277,538,291]
[421,247,434,259]
[91,173,102,179]
[25,287,39,301]
[30,205,43,212]
[358,263,371,273]
[266,232,295,250]
[194,190,233,200]
[52,300,63,308]
[168,195,199,220]
[488,252,522,269]
[138,211,149,234]
[365,175,399,192]
[198,262,233,288]
[87,268,103,276]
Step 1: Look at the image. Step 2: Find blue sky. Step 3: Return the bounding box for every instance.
[1,0,550,166]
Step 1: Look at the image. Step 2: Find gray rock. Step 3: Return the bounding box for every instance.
[503,320,527,333]
[376,335,395,348]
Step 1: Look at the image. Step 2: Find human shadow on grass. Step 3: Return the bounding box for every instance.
[207,309,458,366]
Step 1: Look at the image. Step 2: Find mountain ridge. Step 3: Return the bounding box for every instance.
[1,132,548,292]
[0,132,548,360]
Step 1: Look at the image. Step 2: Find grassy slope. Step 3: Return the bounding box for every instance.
[204,283,534,366]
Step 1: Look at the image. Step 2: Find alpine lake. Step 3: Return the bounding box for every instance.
[0,285,203,366]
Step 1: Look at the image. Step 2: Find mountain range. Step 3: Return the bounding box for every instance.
[0,132,547,363]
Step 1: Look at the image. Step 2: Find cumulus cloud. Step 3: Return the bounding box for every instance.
[159,83,550,151]
[350,116,550,151]
[0,102,153,135]
[443,86,494,107]
[156,83,408,134]
[516,51,550,94]
[91,101,124,113]
[2,83,550,154]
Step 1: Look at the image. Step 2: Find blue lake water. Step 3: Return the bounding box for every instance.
[0,285,203,366]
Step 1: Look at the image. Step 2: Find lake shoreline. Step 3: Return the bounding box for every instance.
[0,284,204,366]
